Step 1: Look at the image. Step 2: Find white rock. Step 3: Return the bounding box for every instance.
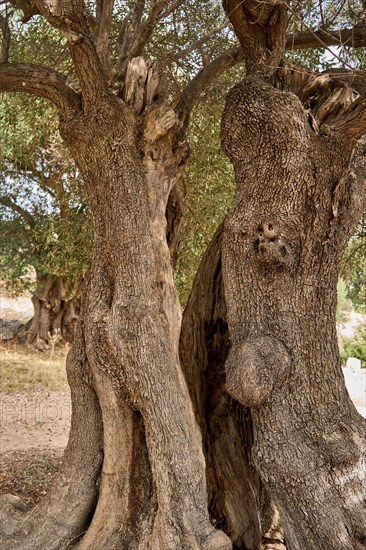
[346,357,362,370]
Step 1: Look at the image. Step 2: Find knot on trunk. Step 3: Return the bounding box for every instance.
[225,336,291,407]
[256,222,291,267]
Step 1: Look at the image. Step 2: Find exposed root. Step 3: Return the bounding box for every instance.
[0,494,28,538]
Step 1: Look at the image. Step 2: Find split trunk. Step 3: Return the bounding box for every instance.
[1,67,365,550]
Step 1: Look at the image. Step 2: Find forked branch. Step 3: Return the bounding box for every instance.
[222,0,287,77]
[178,17,366,123]
[19,0,109,109]
[127,0,171,58]
[113,1,184,78]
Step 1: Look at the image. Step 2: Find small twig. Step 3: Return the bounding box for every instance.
[48,328,62,361]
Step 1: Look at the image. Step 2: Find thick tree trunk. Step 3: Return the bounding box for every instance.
[25,274,80,347]
[180,224,285,550]
[221,76,366,550]
[0,88,233,549]
[63,94,231,549]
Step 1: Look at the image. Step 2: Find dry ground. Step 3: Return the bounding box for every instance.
[0,340,70,506]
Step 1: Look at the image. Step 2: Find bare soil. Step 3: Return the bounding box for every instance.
[0,449,63,507]
[0,338,70,506]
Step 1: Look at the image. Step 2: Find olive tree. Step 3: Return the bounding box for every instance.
[219,1,366,548]
[0,1,365,549]
[1,104,87,345]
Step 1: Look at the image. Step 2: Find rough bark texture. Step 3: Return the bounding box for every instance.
[181,226,260,550]
[221,75,366,550]
[223,0,287,77]
[180,225,285,550]
[0,66,231,547]
[2,1,366,547]
[56,91,230,550]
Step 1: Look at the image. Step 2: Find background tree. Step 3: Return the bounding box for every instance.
[341,215,366,312]
[0,1,365,550]
[175,76,236,304]
[1,93,90,345]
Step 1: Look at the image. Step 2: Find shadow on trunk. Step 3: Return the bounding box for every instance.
[181,224,285,550]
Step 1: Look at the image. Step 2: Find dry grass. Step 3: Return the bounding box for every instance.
[0,291,70,507]
[0,341,69,392]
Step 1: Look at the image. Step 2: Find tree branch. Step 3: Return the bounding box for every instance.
[95,0,115,67]
[27,0,109,109]
[0,63,82,117]
[10,0,40,23]
[160,0,184,19]
[194,22,366,82]
[112,0,169,80]
[113,0,146,72]
[166,22,228,66]
[177,15,366,137]
[127,0,167,58]
[177,45,244,131]
[0,195,36,227]
[223,0,287,77]
[0,13,10,63]
[179,18,366,116]
[286,25,366,50]
[117,1,184,63]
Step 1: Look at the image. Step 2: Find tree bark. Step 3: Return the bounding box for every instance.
[221,75,366,550]
[2,1,365,545]
[0,79,233,548]
[59,92,230,549]
[180,224,285,550]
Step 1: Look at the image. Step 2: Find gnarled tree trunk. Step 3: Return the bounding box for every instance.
[25,274,80,348]
[2,1,366,547]
[0,62,234,547]
[221,74,366,550]
[180,224,285,550]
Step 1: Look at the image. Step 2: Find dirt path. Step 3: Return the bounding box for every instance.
[0,390,71,452]
[0,313,71,506]
[0,390,71,506]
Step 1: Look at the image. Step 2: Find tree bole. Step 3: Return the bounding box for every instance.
[58,92,231,549]
[25,275,80,348]
[221,75,366,550]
